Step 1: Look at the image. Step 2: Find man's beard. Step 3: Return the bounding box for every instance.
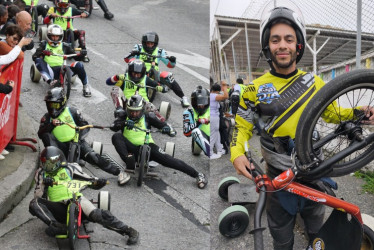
[270,50,297,69]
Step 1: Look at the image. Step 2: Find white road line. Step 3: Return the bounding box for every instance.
[175,63,209,85]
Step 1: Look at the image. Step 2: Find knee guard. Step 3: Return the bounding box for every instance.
[77,30,86,48]
[147,111,166,129]
[231,90,240,115]
[191,128,210,156]
[80,196,96,217]
[160,71,174,88]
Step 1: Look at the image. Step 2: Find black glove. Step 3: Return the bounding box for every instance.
[168,56,176,63]
[92,178,107,189]
[126,120,135,129]
[43,177,54,187]
[110,118,126,132]
[161,126,171,134]
[130,49,140,56]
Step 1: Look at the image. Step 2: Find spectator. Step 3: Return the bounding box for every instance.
[210,81,228,159]
[0,4,20,35]
[0,24,24,59]
[0,33,31,64]
[15,10,33,50]
[0,5,8,34]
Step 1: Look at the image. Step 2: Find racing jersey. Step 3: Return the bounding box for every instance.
[44,42,64,67]
[123,116,154,146]
[230,69,359,163]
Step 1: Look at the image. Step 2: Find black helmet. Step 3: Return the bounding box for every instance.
[260,0,306,64]
[236,78,243,84]
[126,95,145,122]
[55,0,70,15]
[141,32,159,54]
[191,86,210,116]
[128,59,146,83]
[40,146,67,174]
[44,87,67,118]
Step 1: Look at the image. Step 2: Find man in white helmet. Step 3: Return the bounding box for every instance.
[230,0,374,249]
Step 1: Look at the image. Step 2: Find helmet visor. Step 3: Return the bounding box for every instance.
[47,102,62,109]
[42,155,61,173]
[196,95,209,106]
[57,2,69,8]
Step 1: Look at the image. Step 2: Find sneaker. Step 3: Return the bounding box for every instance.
[148,161,159,168]
[83,84,92,97]
[104,11,114,20]
[120,226,139,245]
[45,222,67,237]
[210,153,221,160]
[1,149,9,155]
[83,55,90,62]
[0,154,4,160]
[217,149,226,155]
[118,170,130,186]
[180,96,190,108]
[196,173,208,189]
[167,124,177,137]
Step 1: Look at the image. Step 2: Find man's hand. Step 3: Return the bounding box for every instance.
[92,178,107,189]
[43,177,54,186]
[130,49,140,56]
[43,50,52,56]
[110,119,126,132]
[168,56,176,63]
[126,120,135,129]
[80,49,87,56]
[49,13,58,18]
[198,118,210,124]
[116,74,125,81]
[360,106,374,124]
[232,155,254,180]
[52,119,62,126]
[81,12,88,18]
[156,85,163,92]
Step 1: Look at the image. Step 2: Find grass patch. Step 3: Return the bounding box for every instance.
[354,171,374,194]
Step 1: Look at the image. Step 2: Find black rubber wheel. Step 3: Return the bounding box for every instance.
[362,224,374,250]
[137,145,150,187]
[217,176,240,201]
[68,203,78,250]
[30,7,38,34]
[295,69,374,177]
[62,66,72,100]
[218,205,249,238]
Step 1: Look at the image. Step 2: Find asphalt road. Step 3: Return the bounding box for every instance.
[0,0,210,249]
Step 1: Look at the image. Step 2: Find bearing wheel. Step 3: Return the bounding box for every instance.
[218,205,249,238]
[91,141,103,155]
[192,140,202,155]
[30,64,41,83]
[67,203,78,250]
[38,26,47,42]
[295,69,374,178]
[164,142,175,157]
[30,7,38,34]
[218,176,240,201]
[98,191,111,211]
[147,87,156,102]
[159,101,171,121]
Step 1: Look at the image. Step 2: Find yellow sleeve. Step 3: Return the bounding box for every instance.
[230,84,256,163]
[47,7,55,15]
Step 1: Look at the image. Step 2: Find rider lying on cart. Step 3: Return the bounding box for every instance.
[110,94,208,189]
[38,87,131,185]
[106,59,176,137]
[32,24,92,97]
[29,146,139,245]
[43,0,89,62]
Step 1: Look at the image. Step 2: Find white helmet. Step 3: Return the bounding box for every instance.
[47,24,64,47]
[259,0,306,64]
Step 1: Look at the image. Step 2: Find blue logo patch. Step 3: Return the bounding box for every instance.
[257,83,280,104]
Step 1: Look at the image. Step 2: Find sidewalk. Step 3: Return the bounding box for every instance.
[0,106,40,222]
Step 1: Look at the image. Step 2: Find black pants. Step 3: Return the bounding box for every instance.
[112,132,198,178]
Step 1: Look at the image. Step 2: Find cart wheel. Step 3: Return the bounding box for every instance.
[159,101,171,121]
[218,176,240,201]
[362,224,374,250]
[98,191,111,211]
[147,87,156,102]
[39,26,47,41]
[91,141,103,155]
[137,145,149,187]
[30,64,41,83]
[67,203,78,249]
[192,140,202,155]
[164,142,175,157]
[30,7,38,34]
[218,205,249,238]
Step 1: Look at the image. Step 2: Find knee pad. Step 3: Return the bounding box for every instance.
[80,196,96,217]
[231,91,240,115]
[111,86,125,109]
[160,71,174,87]
[192,128,209,154]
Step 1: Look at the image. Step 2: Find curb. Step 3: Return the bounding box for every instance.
[0,108,40,222]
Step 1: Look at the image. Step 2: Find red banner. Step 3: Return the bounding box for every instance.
[0,58,23,152]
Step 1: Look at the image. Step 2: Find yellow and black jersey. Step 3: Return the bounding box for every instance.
[230,69,326,163]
